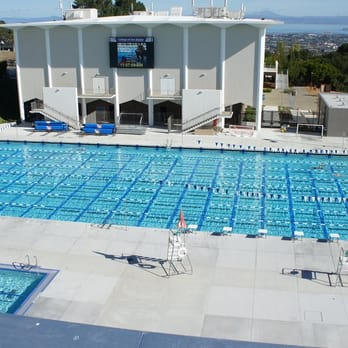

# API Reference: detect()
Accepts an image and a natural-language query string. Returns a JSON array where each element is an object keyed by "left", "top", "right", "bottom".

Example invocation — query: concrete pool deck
[
  {"left": 1, "top": 125, "right": 348, "bottom": 347},
  {"left": 1, "top": 122, "right": 348, "bottom": 153}
]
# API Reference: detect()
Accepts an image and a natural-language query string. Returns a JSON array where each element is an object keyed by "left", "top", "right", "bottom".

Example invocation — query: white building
[
  {"left": 3, "top": 4, "right": 280, "bottom": 132},
  {"left": 319, "top": 92, "right": 348, "bottom": 137}
]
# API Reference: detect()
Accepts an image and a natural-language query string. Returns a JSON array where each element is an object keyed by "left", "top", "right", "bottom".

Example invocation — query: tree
[
  {"left": 114, "top": 0, "right": 145, "bottom": 16},
  {"left": 337, "top": 43, "right": 348, "bottom": 54},
  {"left": 274, "top": 41, "right": 287, "bottom": 73},
  {"left": 73, "top": 0, "right": 114, "bottom": 17},
  {"left": 0, "top": 21, "right": 13, "bottom": 49}
]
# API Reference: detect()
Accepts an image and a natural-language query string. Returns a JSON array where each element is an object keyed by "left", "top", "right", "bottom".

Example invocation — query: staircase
[
  {"left": 30, "top": 101, "right": 79, "bottom": 130},
  {"left": 182, "top": 107, "right": 232, "bottom": 133}
]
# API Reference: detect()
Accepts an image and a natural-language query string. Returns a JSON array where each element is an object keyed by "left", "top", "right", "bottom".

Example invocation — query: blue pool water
[
  {"left": 1, "top": 141, "right": 348, "bottom": 240},
  {"left": 0, "top": 266, "right": 47, "bottom": 314}
]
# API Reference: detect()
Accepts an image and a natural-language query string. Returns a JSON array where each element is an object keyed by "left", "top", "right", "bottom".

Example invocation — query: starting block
[
  {"left": 293, "top": 231, "right": 304, "bottom": 241},
  {"left": 258, "top": 229, "right": 268, "bottom": 238},
  {"left": 329, "top": 233, "right": 340, "bottom": 243}
]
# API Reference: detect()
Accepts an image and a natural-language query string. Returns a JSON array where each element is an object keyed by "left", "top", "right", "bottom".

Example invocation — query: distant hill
[
  {"left": 248, "top": 11, "right": 348, "bottom": 25},
  {"left": 0, "top": 16, "right": 61, "bottom": 24},
  {"left": 1, "top": 12, "right": 348, "bottom": 25}
]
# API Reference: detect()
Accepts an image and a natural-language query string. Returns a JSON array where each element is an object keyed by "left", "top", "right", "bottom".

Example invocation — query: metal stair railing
[
  {"left": 30, "top": 101, "right": 79, "bottom": 129},
  {"left": 182, "top": 107, "right": 221, "bottom": 133}
]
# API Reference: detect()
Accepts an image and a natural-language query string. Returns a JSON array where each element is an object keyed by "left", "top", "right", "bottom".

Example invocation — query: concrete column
[
  {"left": 147, "top": 28, "right": 154, "bottom": 126},
  {"left": 77, "top": 27, "right": 86, "bottom": 124},
  {"left": 44, "top": 28, "right": 52, "bottom": 87},
  {"left": 77, "top": 28, "right": 85, "bottom": 94},
  {"left": 183, "top": 27, "right": 189, "bottom": 89},
  {"left": 220, "top": 27, "right": 226, "bottom": 105},
  {"left": 255, "top": 28, "right": 266, "bottom": 131},
  {"left": 114, "top": 70, "right": 120, "bottom": 125},
  {"left": 13, "top": 30, "right": 25, "bottom": 121},
  {"left": 81, "top": 100, "right": 87, "bottom": 124},
  {"left": 148, "top": 99, "right": 154, "bottom": 127},
  {"left": 112, "top": 28, "right": 120, "bottom": 125}
]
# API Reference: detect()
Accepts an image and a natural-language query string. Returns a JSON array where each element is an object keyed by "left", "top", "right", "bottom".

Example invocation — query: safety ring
[{"left": 177, "top": 247, "right": 187, "bottom": 258}]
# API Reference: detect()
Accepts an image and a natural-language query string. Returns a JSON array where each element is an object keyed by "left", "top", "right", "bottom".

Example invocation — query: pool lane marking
[
  {"left": 260, "top": 164, "right": 267, "bottom": 229},
  {"left": 285, "top": 164, "right": 296, "bottom": 235},
  {"left": 308, "top": 169, "right": 328, "bottom": 240},
  {"left": 228, "top": 161, "right": 243, "bottom": 228},
  {"left": 197, "top": 160, "right": 222, "bottom": 230},
  {"left": 137, "top": 157, "right": 180, "bottom": 226},
  {"left": 102, "top": 158, "right": 155, "bottom": 225},
  {"left": 72, "top": 158, "right": 132, "bottom": 222},
  {"left": 165, "top": 158, "right": 200, "bottom": 229},
  {"left": 0, "top": 150, "right": 62, "bottom": 215}
]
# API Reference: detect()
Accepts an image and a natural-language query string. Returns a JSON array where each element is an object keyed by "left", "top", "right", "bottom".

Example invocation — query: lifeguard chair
[{"left": 160, "top": 230, "right": 193, "bottom": 277}]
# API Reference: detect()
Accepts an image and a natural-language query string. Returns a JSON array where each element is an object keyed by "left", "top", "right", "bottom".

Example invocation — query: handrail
[
  {"left": 182, "top": 107, "right": 221, "bottom": 132},
  {"left": 147, "top": 89, "right": 182, "bottom": 98},
  {"left": 30, "top": 100, "right": 79, "bottom": 129},
  {"left": 77, "top": 87, "right": 116, "bottom": 97}
]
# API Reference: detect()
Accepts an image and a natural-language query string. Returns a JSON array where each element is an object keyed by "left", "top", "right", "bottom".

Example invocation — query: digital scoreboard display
[{"left": 109, "top": 37, "right": 154, "bottom": 69}]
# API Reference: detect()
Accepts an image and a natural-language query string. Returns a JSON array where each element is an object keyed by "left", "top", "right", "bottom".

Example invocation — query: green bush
[{"left": 244, "top": 106, "right": 256, "bottom": 122}]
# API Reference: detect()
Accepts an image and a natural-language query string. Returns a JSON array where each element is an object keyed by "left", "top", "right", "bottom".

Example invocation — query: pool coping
[
  {"left": 1, "top": 138, "right": 348, "bottom": 156},
  {"left": 0, "top": 263, "right": 59, "bottom": 315}
]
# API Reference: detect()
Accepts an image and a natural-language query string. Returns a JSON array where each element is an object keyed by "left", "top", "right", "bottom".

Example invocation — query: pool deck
[
  {"left": 2, "top": 125, "right": 348, "bottom": 347},
  {"left": 1, "top": 122, "right": 348, "bottom": 154}
]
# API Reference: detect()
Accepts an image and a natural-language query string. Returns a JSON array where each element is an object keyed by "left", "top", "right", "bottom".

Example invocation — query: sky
[{"left": 0, "top": 0, "right": 347, "bottom": 19}]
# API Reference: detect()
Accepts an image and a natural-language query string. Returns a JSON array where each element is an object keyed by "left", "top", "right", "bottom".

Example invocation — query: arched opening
[
  {"left": 154, "top": 101, "right": 182, "bottom": 128},
  {"left": 120, "top": 100, "right": 148, "bottom": 125}
]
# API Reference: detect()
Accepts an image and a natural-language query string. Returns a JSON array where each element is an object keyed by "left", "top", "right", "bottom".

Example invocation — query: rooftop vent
[
  {"left": 64, "top": 8, "right": 98, "bottom": 20},
  {"left": 170, "top": 7, "right": 183, "bottom": 16}
]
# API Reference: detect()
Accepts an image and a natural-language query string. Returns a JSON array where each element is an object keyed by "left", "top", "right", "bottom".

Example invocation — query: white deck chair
[{"left": 161, "top": 230, "right": 193, "bottom": 276}]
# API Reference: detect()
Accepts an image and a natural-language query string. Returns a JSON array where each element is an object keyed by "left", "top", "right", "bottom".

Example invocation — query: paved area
[
  {"left": 1, "top": 120, "right": 348, "bottom": 154},
  {"left": 263, "top": 86, "right": 320, "bottom": 112},
  {"left": 1, "top": 124, "right": 348, "bottom": 347}
]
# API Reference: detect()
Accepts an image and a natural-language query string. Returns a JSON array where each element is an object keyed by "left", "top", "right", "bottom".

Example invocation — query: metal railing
[
  {"left": 148, "top": 89, "right": 182, "bottom": 98},
  {"left": 182, "top": 107, "right": 221, "bottom": 133},
  {"left": 77, "top": 87, "right": 116, "bottom": 98},
  {"left": 30, "top": 100, "right": 79, "bottom": 129},
  {"left": 194, "top": 6, "right": 245, "bottom": 19}
]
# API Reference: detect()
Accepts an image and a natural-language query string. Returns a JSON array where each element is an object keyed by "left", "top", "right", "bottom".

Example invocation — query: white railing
[
  {"left": 194, "top": 6, "right": 245, "bottom": 19},
  {"left": 148, "top": 89, "right": 182, "bottom": 98},
  {"left": 77, "top": 88, "right": 116, "bottom": 98},
  {"left": 182, "top": 107, "right": 221, "bottom": 133},
  {"left": 0, "top": 122, "right": 16, "bottom": 132},
  {"left": 30, "top": 101, "right": 79, "bottom": 129}
]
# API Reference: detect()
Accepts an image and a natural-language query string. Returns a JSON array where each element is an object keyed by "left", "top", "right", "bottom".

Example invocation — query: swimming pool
[
  {"left": 0, "top": 140, "right": 348, "bottom": 240},
  {"left": 0, "top": 264, "right": 57, "bottom": 314}
]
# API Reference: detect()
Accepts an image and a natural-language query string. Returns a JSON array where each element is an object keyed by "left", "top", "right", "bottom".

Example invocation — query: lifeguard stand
[{"left": 161, "top": 230, "right": 193, "bottom": 277}]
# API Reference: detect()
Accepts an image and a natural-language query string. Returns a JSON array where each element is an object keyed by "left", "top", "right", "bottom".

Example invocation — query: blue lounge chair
[
  {"left": 34, "top": 121, "right": 68, "bottom": 132},
  {"left": 81, "top": 123, "right": 116, "bottom": 135}
]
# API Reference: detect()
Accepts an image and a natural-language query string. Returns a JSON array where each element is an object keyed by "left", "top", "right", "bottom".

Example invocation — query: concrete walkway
[
  {"left": 1, "top": 122, "right": 348, "bottom": 154},
  {"left": 1, "top": 125, "right": 348, "bottom": 347}
]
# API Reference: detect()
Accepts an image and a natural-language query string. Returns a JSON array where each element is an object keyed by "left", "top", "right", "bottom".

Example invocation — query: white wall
[
  {"left": 43, "top": 87, "right": 79, "bottom": 125},
  {"left": 182, "top": 89, "right": 222, "bottom": 124},
  {"left": 224, "top": 24, "right": 257, "bottom": 107},
  {"left": 17, "top": 28, "right": 47, "bottom": 101}
]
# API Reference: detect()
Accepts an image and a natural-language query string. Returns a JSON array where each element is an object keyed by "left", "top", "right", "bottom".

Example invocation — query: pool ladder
[{"left": 12, "top": 255, "right": 38, "bottom": 270}]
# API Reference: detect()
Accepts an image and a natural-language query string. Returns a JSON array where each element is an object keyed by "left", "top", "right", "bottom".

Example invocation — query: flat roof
[
  {"left": 1, "top": 14, "right": 281, "bottom": 30},
  {"left": 320, "top": 92, "right": 348, "bottom": 109}
]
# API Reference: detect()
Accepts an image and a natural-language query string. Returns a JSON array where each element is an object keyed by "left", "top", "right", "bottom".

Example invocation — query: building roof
[
  {"left": 1, "top": 13, "right": 281, "bottom": 31},
  {"left": 320, "top": 92, "right": 348, "bottom": 109}
]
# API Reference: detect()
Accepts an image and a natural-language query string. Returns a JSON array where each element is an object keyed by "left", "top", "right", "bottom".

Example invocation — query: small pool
[
  {"left": 1, "top": 141, "right": 348, "bottom": 240},
  {"left": 0, "top": 264, "right": 57, "bottom": 314}
]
